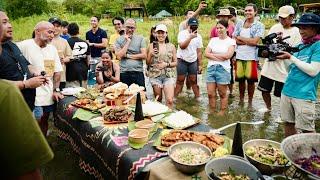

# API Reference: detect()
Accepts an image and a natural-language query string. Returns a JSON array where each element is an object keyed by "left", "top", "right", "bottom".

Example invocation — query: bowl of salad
[
  {"left": 243, "top": 139, "right": 290, "bottom": 175},
  {"left": 281, "top": 133, "right": 320, "bottom": 179},
  {"left": 168, "top": 141, "right": 212, "bottom": 174},
  {"left": 205, "top": 155, "right": 261, "bottom": 180}
]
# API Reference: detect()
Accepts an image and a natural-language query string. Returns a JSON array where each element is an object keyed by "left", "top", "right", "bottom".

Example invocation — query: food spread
[
  {"left": 72, "top": 98, "right": 106, "bottom": 111},
  {"left": 162, "top": 111, "right": 197, "bottom": 129},
  {"left": 170, "top": 147, "right": 210, "bottom": 165},
  {"left": 161, "top": 130, "right": 224, "bottom": 151},
  {"left": 295, "top": 151, "right": 320, "bottom": 177},
  {"left": 103, "top": 106, "right": 132, "bottom": 124}
]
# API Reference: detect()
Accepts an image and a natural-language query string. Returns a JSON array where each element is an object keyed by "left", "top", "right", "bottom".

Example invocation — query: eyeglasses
[
  {"left": 114, "top": 23, "right": 121, "bottom": 26},
  {"left": 126, "top": 26, "right": 136, "bottom": 30}
]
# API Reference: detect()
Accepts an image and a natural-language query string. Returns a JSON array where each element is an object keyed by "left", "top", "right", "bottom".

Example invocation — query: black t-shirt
[
  {"left": 85, "top": 28, "right": 107, "bottom": 58},
  {"left": 0, "top": 41, "right": 36, "bottom": 110},
  {"left": 67, "top": 37, "right": 90, "bottom": 81}
]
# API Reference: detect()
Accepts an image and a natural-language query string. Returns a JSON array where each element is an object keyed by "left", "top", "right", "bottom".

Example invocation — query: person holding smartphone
[
  {"left": 175, "top": 18, "right": 203, "bottom": 100},
  {"left": 95, "top": 50, "right": 120, "bottom": 86},
  {"left": 146, "top": 24, "right": 177, "bottom": 108}
]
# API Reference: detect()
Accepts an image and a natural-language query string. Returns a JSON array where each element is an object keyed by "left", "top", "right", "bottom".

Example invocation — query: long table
[{"left": 54, "top": 96, "right": 212, "bottom": 180}]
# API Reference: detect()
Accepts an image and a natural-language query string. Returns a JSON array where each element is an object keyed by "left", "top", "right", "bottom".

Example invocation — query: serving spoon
[{"left": 210, "top": 121, "right": 265, "bottom": 134}]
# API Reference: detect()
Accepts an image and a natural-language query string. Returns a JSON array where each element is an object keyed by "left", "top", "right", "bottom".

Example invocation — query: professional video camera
[{"left": 257, "top": 33, "right": 299, "bottom": 61}]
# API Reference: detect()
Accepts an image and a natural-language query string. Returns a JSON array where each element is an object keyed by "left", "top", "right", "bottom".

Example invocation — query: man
[
  {"left": 109, "top": 16, "right": 124, "bottom": 61},
  {"left": 0, "top": 18, "right": 54, "bottom": 180},
  {"left": 18, "top": 21, "right": 64, "bottom": 135},
  {"left": 233, "top": 3, "right": 265, "bottom": 108},
  {"left": 179, "top": 1, "right": 207, "bottom": 31},
  {"left": 115, "top": 18, "right": 147, "bottom": 87},
  {"left": 277, "top": 13, "right": 320, "bottom": 136},
  {"left": 0, "top": 11, "right": 46, "bottom": 110},
  {"left": 258, "top": 6, "right": 301, "bottom": 112},
  {"left": 60, "top": 20, "right": 70, "bottom": 40},
  {"left": 49, "top": 17, "right": 72, "bottom": 89},
  {"left": 86, "top": 16, "right": 107, "bottom": 61},
  {"left": 66, "top": 22, "right": 90, "bottom": 88},
  {"left": 175, "top": 18, "right": 203, "bottom": 99}
]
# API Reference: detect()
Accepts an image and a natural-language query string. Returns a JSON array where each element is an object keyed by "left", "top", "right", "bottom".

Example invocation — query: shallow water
[{"left": 151, "top": 73, "right": 320, "bottom": 143}]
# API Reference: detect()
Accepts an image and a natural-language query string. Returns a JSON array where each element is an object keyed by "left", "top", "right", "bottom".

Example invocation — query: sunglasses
[
  {"left": 126, "top": 26, "right": 136, "bottom": 30},
  {"left": 114, "top": 23, "right": 122, "bottom": 26}
]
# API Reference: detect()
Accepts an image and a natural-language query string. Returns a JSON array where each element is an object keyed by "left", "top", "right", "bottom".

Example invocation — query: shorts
[
  {"left": 66, "top": 80, "right": 88, "bottom": 88},
  {"left": 177, "top": 58, "right": 197, "bottom": 76},
  {"left": 33, "top": 105, "right": 55, "bottom": 120},
  {"left": 235, "top": 60, "right": 258, "bottom": 83},
  {"left": 280, "top": 94, "right": 316, "bottom": 132},
  {"left": 120, "top": 71, "right": 145, "bottom": 88},
  {"left": 206, "top": 64, "right": 231, "bottom": 85},
  {"left": 149, "top": 75, "right": 175, "bottom": 88},
  {"left": 257, "top": 75, "right": 284, "bottom": 97}
]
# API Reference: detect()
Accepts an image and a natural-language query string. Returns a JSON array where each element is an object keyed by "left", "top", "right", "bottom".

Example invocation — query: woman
[
  {"left": 205, "top": 20, "right": 236, "bottom": 115},
  {"left": 276, "top": 13, "right": 320, "bottom": 137},
  {"left": 146, "top": 24, "right": 177, "bottom": 108},
  {"left": 95, "top": 50, "right": 120, "bottom": 86}
]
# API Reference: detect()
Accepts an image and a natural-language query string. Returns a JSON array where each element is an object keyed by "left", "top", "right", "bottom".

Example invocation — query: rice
[{"left": 171, "top": 147, "right": 210, "bottom": 165}]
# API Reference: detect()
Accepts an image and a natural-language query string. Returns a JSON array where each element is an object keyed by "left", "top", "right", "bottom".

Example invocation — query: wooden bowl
[
  {"left": 128, "top": 129, "right": 149, "bottom": 144},
  {"left": 135, "top": 119, "right": 155, "bottom": 132}
]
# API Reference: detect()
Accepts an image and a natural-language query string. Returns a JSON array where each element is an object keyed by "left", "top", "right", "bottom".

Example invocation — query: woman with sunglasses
[{"left": 146, "top": 24, "right": 177, "bottom": 109}]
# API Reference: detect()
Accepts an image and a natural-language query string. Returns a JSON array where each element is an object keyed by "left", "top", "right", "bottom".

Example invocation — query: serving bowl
[
  {"left": 281, "top": 133, "right": 320, "bottom": 179},
  {"left": 205, "top": 155, "right": 261, "bottom": 180},
  {"left": 128, "top": 129, "right": 149, "bottom": 144},
  {"left": 168, "top": 141, "right": 212, "bottom": 174},
  {"left": 243, "top": 139, "right": 290, "bottom": 175}
]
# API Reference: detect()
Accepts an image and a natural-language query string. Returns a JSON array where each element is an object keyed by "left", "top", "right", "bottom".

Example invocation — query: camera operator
[
  {"left": 276, "top": 13, "right": 320, "bottom": 136},
  {"left": 258, "top": 6, "right": 301, "bottom": 112}
]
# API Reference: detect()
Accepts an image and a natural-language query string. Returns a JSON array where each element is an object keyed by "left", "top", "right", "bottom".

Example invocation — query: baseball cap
[
  {"left": 278, "top": 5, "right": 295, "bottom": 18},
  {"left": 292, "top": 13, "right": 320, "bottom": 26},
  {"left": 216, "top": 9, "right": 232, "bottom": 17},
  {"left": 188, "top": 17, "right": 199, "bottom": 26},
  {"left": 155, "top": 24, "right": 167, "bottom": 32},
  {"left": 48, "top": 17, "right": 62, "bottom": 25}
]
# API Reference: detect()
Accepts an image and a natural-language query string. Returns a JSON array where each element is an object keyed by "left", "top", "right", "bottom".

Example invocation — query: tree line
[{"left": 1, "top": 0, "right": 319, "bottom": 20}]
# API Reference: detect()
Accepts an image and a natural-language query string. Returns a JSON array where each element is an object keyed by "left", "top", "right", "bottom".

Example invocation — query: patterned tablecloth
[{"left": 54, "top": 96, "right": 211, "bottom": 180}]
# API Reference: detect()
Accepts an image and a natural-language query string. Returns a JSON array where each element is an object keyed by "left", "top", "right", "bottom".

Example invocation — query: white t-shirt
[
  {"left": 207, "top": 37, "right": 236, "bottom": 72},
  {"left": 177, "top": 30, "right": 203, "bottom": 63},
  {"left": 236, "top": 28, "right": 257, "bottom": 60},
  {"left": 18, "top": 39, "right": 63, "bottom": 106},
  {"left": 261, "top": 23, "right": 301, "bottom": 82}
]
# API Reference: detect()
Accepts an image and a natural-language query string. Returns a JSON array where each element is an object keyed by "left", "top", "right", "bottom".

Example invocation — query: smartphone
[
  {"left": 153, "top": 41, "right": 159, "bottom": 51},
  {"left": 190, "top": 26, "right": 198, "bottom": 33},
  {"left": 119, "top": 29, "right": 125, "bottom": 35}
]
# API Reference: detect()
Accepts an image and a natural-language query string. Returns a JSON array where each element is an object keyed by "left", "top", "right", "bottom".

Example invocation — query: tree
[{"left": 3, "top": 0, "right": 48, "bottom": 19}]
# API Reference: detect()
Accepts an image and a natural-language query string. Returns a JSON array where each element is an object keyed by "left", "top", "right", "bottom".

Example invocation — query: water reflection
[{"left": 174, "top": 74, "right": 320, "bottom": 143}]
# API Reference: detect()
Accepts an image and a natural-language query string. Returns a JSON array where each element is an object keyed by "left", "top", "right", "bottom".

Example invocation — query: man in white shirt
[
  {"left": 258, "top": 5, "right": 301, "bottom": 112},
  {"left": 18, "top": 21, "right": 63, "bottom": 135},
  {"left": 175, "top": 18, "right": 203, "bottom": 99}
]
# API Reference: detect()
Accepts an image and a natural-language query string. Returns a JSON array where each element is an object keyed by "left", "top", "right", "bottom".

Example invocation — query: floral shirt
[{"left": 233, "top": 19, "right": 265, "bottom": 38}]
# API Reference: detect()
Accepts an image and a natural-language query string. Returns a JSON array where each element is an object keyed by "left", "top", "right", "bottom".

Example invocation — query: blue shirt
[
  {"left": 86, "top": 28, "right": 107, "bottom": 58},
  {"left": 60, "top": 34, "right": 70, "bottom": 40},
  {"left": 282, "top": 41, "right": 320, "bottom": 101}
]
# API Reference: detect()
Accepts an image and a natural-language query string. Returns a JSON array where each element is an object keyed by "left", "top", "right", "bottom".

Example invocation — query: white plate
[{"left": 61, "top": 87, "right": 86, "bottom": 95}]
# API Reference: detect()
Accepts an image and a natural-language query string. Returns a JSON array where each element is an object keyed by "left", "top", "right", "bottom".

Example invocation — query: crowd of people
[{"left": 0, "top": 2, "right": 320, "bottom": 178}]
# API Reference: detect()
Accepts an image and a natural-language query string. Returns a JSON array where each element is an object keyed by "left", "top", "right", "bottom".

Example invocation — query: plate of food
[
  {"left": 161, "top": 111, "right": 200, "bottom": 129},
  {"left": 154, "top": 129, "right": 227, "bottom": 152},
  {"left": 142, "top": 100, "right": 171, "bottom": 117},
  {"left": 71, "top": 98, "right": 106, "bottom": 111},
  {"left": 103, "top": 106, "right": 132, "bottom": 124},
  {"left": 74, "top": 88, "right": 101, "bottom": 99}
]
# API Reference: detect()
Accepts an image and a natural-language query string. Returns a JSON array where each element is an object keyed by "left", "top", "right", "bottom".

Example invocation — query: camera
[
  {"left": 119, "top": 29, "right": 125, "bottom": 36},
  {"left": 96, "top": 65, "right": 110, "bottom": 72},
  {"left": 257, "top": 33, "right": 299, "bottom": 61},
  {"left": 190, "top": 26, "right": 198, "bottom": 33}
]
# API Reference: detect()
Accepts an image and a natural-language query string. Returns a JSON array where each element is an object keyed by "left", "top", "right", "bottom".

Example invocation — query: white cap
[
  {"left": 155, "top": 24, "right": 167, "bottom": 32},
  {"left": 278, "top": 5, "right": 295, "bottom": 18}
]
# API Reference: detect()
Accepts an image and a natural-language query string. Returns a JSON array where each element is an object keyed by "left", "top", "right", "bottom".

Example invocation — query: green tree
[{"left": 3, "top": 0, "right": 48, "bottom": 19}]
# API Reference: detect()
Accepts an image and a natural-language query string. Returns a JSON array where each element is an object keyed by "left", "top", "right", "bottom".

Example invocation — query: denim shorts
[
  {"left": 206, "top": 64, "right": 231, "bottom": 84},
  {"left": 176, "top": 58, "right": 198, "bottom": 76},
  {"left": 149, "top": 75, "right": 176, "bottom": 88},
  {"left": 33, "top": 105, "right": 55, "bottom": 120}
]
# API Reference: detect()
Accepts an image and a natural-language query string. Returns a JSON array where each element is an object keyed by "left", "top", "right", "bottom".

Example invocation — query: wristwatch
[{"left": 54, "top": 88, "right": 61, "bottom": 92}]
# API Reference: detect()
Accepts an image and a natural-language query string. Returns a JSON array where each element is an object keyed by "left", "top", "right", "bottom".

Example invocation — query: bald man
[
  {"left": 115, "top": 18, "right": 147, "bottom": 87},
  {"left": 18, "top": 21, "right": 63, "bottom": 136},
  {"left": 0, "top": 11, "right": 46, "bottom": 110}
]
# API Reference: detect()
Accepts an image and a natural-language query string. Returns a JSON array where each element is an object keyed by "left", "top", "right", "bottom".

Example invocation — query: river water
[{"left": 153, "top": 73, "right": 320, "bottom": 143}]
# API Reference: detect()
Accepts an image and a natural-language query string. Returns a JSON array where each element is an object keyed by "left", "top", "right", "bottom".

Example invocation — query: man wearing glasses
[
  {"left": 109, "top": 16, "right": 124, "bottom": 62},
  {"left": 115, "top": 18, "right": 147, "bottom": 87}
]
